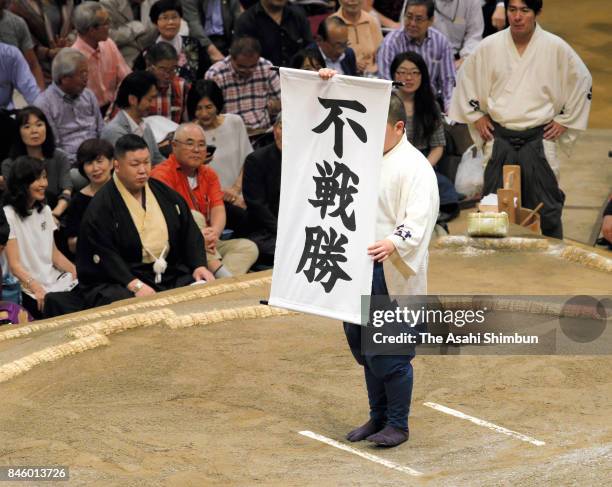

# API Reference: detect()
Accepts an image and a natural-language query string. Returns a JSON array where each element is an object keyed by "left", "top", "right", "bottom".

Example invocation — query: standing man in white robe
[
  {"left": 319, "top": 69, "right": 439, "bottom": 447},
  {"left": 449, "top": 0, "right": 591, "bottom": 238}
]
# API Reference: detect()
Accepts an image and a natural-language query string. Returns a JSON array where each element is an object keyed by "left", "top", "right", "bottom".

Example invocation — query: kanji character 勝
[
  {"left": 308, "top": 160, "right": 359, "bottom": 231},
  {"left": 312, "top": 98, "right": 367, "bottom": 159},
  {"left": 296, "top": 226, "right": 352, "bottom": 293}
]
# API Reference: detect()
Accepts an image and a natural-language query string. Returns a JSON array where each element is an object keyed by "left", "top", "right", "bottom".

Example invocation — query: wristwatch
[{"left": 130, "top": 280, "right": 144, "bottom": 293}]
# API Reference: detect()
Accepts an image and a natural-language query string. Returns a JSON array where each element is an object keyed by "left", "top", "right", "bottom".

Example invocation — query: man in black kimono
[{"left": 76, "top": 134, "right": 215, "bottom": 307}]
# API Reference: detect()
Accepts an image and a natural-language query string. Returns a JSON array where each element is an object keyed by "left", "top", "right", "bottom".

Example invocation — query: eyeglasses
[
  {"left": 152, "top": 65, "right": 179, "bottom": 76},
  {"left": 174, "top": 140, "right": 206, "bottom": 151},
  {"left": 158, "top": 13, "right": 181, "bottom": 22},
  {"left": 405, "top": 14, "right": 429, "bottom": 24},
  {"left": 395, "top": 69, "right": 422, "bottom": 78}
]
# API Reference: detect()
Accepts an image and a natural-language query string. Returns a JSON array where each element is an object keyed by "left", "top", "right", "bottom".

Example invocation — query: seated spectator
[
  {"left": 242, "top": 113, "right": 282, "bottom": 266},
  {"left": 205, "top": 36, "right": 281, "bottom": 132},
  {"left": 2, "top": 106, "right": 72, "bottom": 221},
  {"left": 100, "top": 0, "right": 155, "bottom": 67},
  {"left": 0, "top": 42, "right": 39, "bottom": 110},
  {"left": 181, "top": 0, "right": 241, "bottom": 61},
  {"left": 332, "top": 0, "right": 383, "bottom": 76},
  {"left": 3, "top": 157, "right": 79, "bottom": 319},
  {"left": 377, "top": 0, "right": 455, "bottom": 112},
  {"left": 9, "top": 0, "right": 73, "bottom": 84},
  {"left": 145, "top": 42, "right": 190, "bottom": 124},
  {"left": 147, "top": 0, "right": 209, "bottom": 82},
  {"left": 234, "top": 0, "right": 313, "bottom": 68},
  {"left": 290, "top": 47, "right": 326, "bottom": 71},
  {"left": 65, "top": 139, "right": 114, "bottom": 255},
  {"left": 72, "top": 1, "right": 131, "bottom": 114},
  {"left": 186, "top": 80, "right": 252, "bottom": 211},
  {"left": 76, "top": 134, "right": 214, "bottom": 307},
  {"left": 0, "top": 0, "right": 45, "bottom": 89},
  {"left": 312, "top": 16, "right": 358, "bottom": 77},
  {"left": 34, "top": 48, "right": 104, "bottom": 166},
  {"left": 391, "top": 51, "right": 460, "bottom": 218},
  {"left": 151, "top": 123, "right": 258, "bottom": 276},
  {"left": 101, "top": 71, "right": 164, "bottom": 165},
  {"left": 431, "top": 0, "right": 483, "bottom": 69}
]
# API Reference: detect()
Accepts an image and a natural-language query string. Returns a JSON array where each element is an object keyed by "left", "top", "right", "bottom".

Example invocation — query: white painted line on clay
[
  {"left": 298, "top": 430, "right": 423, "bottom": 477},
  {"left": 423, "top": 402, "right": 546, "bottom": 446}
]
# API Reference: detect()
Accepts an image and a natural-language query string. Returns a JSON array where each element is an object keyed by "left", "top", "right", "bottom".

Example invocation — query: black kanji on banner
[
  {"left": 312, "top": 98, "right": 367, "bottom": 159},
  {"left": 296, "top": 226, "right": 352, "bottom": 293},
  {"left": 308, "top": 160, "right": 359, "bottom": 231}
]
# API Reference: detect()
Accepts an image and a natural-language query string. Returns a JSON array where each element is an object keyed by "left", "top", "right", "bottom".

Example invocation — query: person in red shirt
[{"left": 151, "top": 123, "right": 258, "bottom": 276}]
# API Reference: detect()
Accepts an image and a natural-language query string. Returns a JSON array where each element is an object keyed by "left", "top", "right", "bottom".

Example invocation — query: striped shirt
[
  {"left": 147, "top": 76, "right": 190, "bottom": 124},
  {"left": 204, "top": 56, "right": 281, "bottom": 131},
  {"left": 377, "top": 27, "right": 456, "bottom": 112}
]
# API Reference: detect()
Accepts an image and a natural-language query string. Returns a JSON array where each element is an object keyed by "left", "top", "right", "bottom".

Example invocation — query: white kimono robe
[
  {"left": 448, "top": 24, "right": 592, "bottom": 176},
  {"left": 378, "top": 137, "right": 439, "bottom": 296}
]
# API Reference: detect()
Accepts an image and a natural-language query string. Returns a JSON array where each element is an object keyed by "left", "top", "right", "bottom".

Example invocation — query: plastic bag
[{"left": 455, "top": 145, "right": 484, "bottom": 198}]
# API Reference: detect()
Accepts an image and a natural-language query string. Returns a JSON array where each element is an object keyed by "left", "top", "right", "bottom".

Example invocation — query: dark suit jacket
[
  {"left": 242, "top": 142, "right": 282, "bottom": 236},
  {"left": 308, "top": 43, "right": 359, "bottom": 77}
]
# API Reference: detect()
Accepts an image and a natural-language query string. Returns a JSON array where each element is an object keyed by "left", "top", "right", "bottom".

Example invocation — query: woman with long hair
[
  {"left": 390, "top": 51, "right": 445, "bottom": 166},
  {"left": 186, "top": 79, "right": 252, "bottom": 213},
  {"left": 65, "top": 139, "right": 114, "bottom": 255},
  {"left": 391, "top": 51, "right": 460, "bottom": 220},
  {"left": 3, "top": 157, "right": 77, "bottom": 318},
  {"left": 1, "top": 106, "right": 72, "bottom": 222}
]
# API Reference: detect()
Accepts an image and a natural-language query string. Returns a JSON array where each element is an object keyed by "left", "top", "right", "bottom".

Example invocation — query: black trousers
[{"left": 484, "top": 123, "right": 565, "bottom": 239}]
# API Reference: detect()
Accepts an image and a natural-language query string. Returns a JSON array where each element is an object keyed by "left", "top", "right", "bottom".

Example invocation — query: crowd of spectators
[{"left": 0, "top": 0, "right": 593, "bottom": 320}]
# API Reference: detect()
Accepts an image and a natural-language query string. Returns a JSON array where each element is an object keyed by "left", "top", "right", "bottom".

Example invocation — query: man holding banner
[
  {"left": 342, "top": 87, "right": 438, "bottom": 447},
  {"left": 270, "top": 66, "right": 438, "bottom": 447}
]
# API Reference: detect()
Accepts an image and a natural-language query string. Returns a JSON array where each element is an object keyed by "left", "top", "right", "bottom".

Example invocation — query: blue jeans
[{"left": 343, "top": 263, "right": 414, "bottom": 431}]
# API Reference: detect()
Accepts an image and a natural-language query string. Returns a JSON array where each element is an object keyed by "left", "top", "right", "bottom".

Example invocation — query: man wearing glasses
[
  {"left": 152, "top": 123, "right": 259, "bottom": 277},
  {"left": 312, "top": 16, "right": 358, "bottom": 77},
  {"left": 377, "top": 0, "right": 455, "bottom": 112},
  {"left": 205, "top": 36, "right": 280, "bottom": 132},
  {"left": 145, "top": 42, "right": 190, "bottom": 124}
]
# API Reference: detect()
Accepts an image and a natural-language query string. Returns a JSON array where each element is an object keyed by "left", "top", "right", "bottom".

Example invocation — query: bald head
[{"left": 172, "top": 123, "right": 208, "bottom": 172}]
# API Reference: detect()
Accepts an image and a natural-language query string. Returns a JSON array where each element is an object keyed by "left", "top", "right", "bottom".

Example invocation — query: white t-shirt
[
  {"left": 4, "top": 204, "right": 76, "bottom": 297},
  {"left": 207, "top": 114, "right": 253, "bottom": 189}
]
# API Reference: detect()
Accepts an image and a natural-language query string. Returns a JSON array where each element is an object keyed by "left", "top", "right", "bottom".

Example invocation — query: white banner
[{"left": 269, "top": 69, "right": 392, "bottom": 323}]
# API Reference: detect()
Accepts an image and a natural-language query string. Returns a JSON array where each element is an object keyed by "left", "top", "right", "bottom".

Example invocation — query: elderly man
[
  {"left": 449, "top": 0, "right": 592, "bottom": 239},
  {"left": 234, "top": 0, "right": 312, "bottom": 68},
  {"left": 100, "top": 0, "right": 156, "bottom": 67},
  {"left": 377, "top": 0, "right": 455, "bottom": 111},
  {"left": 431, "top": 0, "right": 484, "bottom": 68},
  {"left": 151, "top": 123, "right": 259, "bottom": 276},
  {"left": 313, "top": 16, "right": 358, "bottom": 77},
  {"left": 72, "top": 1, "right": 132, "bottom": 114},
  {"left": 332, "top": 0, "right": 383, "bottom": 76},
  {"left": 101, "top": 71, "right": 164, "bottom": 164},
  {"left": 242, "top": 113, "right": 282, "bottom": 266},
  {"left": 34, "top": 48, "right": 104, "bottom": 166},
  {"left": 76, "top": 134, "right": 214, "bottom": 307},
  {"left": 205, "top": 36, "right": 280, "bottom": 132},
  {"left": 145, "top": 42, "right": 190, "bottom": 124},
  {"left": 181, "top": 0, "right": 242, "bottom": 61}
]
